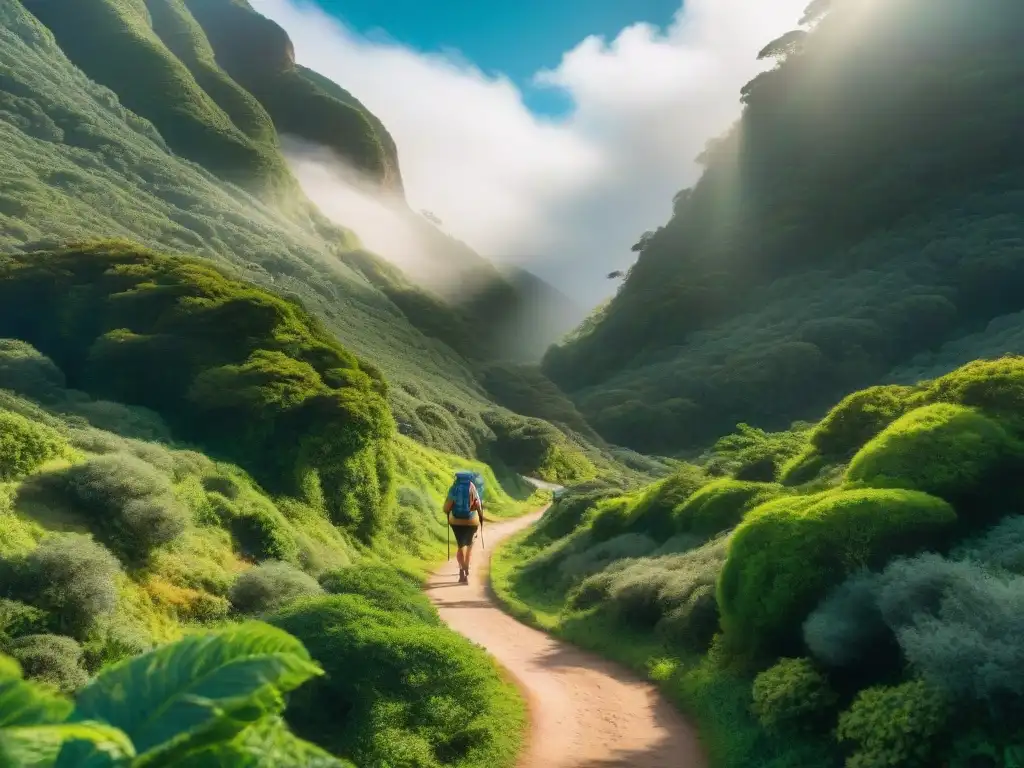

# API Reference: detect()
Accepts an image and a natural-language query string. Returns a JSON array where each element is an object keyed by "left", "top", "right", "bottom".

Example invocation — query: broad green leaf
[
  {"left": 0, "top": 672, "right": 73, "bottom": 728},
  {"left": 73, "top": 623, "right": 320, "bottom": 756},
  {"left": 2, "top": 721, "right": 133, "bottom": 768},
  {"left": 173, "top": 716, "right": 354, "bottom": 768}
]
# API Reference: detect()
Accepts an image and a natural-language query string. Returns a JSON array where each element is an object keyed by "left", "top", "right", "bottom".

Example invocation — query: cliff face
[{"left": 542, "top": 0, "right": 1024, "bottom": 454}]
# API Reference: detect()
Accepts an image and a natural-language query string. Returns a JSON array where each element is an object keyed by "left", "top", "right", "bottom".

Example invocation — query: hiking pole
[{"left": 447, "top": 524, "right": 450, "bottom": 561}]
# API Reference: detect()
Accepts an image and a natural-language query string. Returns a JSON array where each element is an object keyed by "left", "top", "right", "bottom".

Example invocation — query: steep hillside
[
  {"left": 543, "top": 0, "right": 1024, "bottom": 455},
  {"left": 496, "top": 357, "right": 1024, "bottom": 767},
  {"left": 0, "top": 0, "right": 614, "bottom": 478}
]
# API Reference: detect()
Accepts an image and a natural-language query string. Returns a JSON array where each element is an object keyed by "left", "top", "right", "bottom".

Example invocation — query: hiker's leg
[
  {"left": 455, "top": 547, "right": 466, "bottom": 571},
  {"left": 464, "top": 541, "right": 474, "bottom": 570}
]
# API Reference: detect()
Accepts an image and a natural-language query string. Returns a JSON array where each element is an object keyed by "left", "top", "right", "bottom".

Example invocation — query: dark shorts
[{"left": 450, "top": 525, "right": 478, "bottom": 548}]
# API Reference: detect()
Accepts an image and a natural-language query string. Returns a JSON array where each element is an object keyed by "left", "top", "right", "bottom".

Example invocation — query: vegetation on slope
[
  {"left": 21, "top": 0, "right": 289, "bottom": 194},
  {"left": 1, "top": 0, "right": 610, "bottom": 466},
  {"left": 0, "top": 330, "right": 534, "bottom": 766},
  {"left": 543, "top": 0, "right": 1024, "bottom": 455},
  {"left": 181, "top": 0, "right": 400, "bottom": 189},
  {"left": 494, "top": 356, "right": 1024, "bottom": 767}
]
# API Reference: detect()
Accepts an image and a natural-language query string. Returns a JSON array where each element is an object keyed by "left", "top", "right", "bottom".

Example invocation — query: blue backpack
[{"left": 451, "top": 471, "right": 484, "bottom": 520}]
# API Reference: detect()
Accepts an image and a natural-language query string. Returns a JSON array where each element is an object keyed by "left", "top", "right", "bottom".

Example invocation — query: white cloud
[{"left": 252, "top": 0, "right": 807, "bottom": 306}]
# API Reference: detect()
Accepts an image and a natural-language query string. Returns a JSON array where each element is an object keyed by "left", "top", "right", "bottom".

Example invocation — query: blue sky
[{"left": 311, "top": 0, "right": 681, "bottom": 115}]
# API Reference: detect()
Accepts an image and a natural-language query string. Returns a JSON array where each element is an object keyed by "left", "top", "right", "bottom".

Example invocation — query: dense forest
[{"left": 543, "top": 0, "right": 1024, "bottom": 455}]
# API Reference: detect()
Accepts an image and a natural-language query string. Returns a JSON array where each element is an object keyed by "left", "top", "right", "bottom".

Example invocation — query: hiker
[{"left": 445, "top": 471, "right": 485, "bottom": 584}]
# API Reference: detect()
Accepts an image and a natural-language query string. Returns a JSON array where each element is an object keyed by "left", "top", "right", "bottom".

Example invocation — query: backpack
[{"left": 451, "top": 471, "right": 484, "bottom": 520}]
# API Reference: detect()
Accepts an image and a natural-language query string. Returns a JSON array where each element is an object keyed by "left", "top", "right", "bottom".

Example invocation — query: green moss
[
  {"left": 718, "top": 488, "right": 956, "bottom": 658},
  {"left": 0, "top": 410, "right": 69, "bottom": 481},
  {"left": 846, "top": 403, "right": 1020, "bottom": 514},
  {"left": 0, "top": 242, "right": 395, "bottom": 541},
  {"left": 673, "top": 479, "right": 784, "bottom": 538}
]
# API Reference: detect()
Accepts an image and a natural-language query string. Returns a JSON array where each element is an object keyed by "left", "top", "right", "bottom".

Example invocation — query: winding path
[{"left": 425, "top": 508, "right": 707, "bottom": 768}]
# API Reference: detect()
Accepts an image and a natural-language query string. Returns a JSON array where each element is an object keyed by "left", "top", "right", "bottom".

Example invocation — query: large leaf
[
  {"left": 175, "top": 717, "right": 354, "bottom": 768},
  {"left": 72, "top": 623, "right": 321, "bottom": 757},
  {"left": 1, "top": 721, "right": 135, "bottom": 768},
  {"left": 0, "top": 659, "right": 73, "bottom": 728}
]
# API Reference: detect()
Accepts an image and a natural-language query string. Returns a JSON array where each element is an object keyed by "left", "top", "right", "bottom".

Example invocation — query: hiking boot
[{"left": 458, "top": 568, "right": 468, "bottom": 584}]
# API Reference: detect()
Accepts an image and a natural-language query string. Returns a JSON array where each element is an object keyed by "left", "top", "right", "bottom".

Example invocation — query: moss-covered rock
[
  {"left": 718, "top": 488, "right": 956, "bottom": 658},
  {"left": 846, "top": 403, "right": 1020, "bottom": 518}
]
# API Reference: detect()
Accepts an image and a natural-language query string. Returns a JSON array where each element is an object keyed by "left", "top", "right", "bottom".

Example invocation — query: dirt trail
[{"left": 425, "top": 510, "right": 707, "bottom": 768}]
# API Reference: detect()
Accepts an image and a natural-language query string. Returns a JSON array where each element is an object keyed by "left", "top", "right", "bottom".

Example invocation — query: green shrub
[
  {"left": 656, "top": 583, "right": 720, "bottom": 653},
  {"left": 673, "top": 479, "right": 783, "bottom": 538},
  {"left": 229, "top": 561, "right": 323, "bottom": 615},
  {"left": 6, "top": 633, "right": 88, "bottom": 693},
  {"left": 565, "top": 535, "right": 728, "bottom": 648},
  {"left": 5, "top": 534, "right": 121, "bottom": 640},
  {"left": 803, "top": 571, "right": 890, "bottom": 670},
  {"left": 35, "top": 453, "right": 188, "bottom": 563},
  {"left": 925, "top": 356, "right": 1024, "bottom": 423},
  {"left": 588, "top": 495, "right": 635, "bottom": 542},
  {"left": 955, "top": 514, "right": 1024, "bottom": 573},
  {"left": 535, "top": 486, "right": 622, "bottom": 540},
  {"left": 482, "top": 411, "right": 595, "bottom": 484},
  {"left": 812, "top": 385, "right": 916, "bottom": 459},
  {"left": 708, "top": 422, "right": 810, "bottom": 481},
  {"left": 558, "top": 533, "right": 659, "bottom": 590},
  {"left": 269, "top": 595, "right": 521, "bottom": 766},
  {"left": 718, "top": 488, "right": 956, "bottom": 658},
  {"left": 620, "top": 464, "right": 707, "bottom": 540},
  {"left": 836, "top": 680, "right": 950, "bottom": 768},
  {"left": 0, "top": 339, "right": 66, "bottom": 401},
  {"left": 609, "top": 537, "right": 728, "bottom": 633},
  {"left": 0, "top": 599, "right": 48, "bottom": 644},
  {"left": 879, "top": 555, "right": 1024, "bottom": 708},
  {"left": 0, "top": 410, "right": 68, "bottom": 481},
  {"left": 779, "top": 386, "right": 916, "bottom": 485},
  {"left": 319, "top": 564, "right": 438, "bottom": 625},
  {"left": 846, "top": 403, "right": 1020, "bottom": 514},
  {"left": 209, "top": 492, "right": 300, "bottom": 563},
  {"left": 751, "top": 657, "right": 837, "bottom": 733}
]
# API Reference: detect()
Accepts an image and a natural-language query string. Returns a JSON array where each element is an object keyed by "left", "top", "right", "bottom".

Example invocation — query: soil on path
[{"left": 425, "top": 510, "right": 708, "bottom": 768}]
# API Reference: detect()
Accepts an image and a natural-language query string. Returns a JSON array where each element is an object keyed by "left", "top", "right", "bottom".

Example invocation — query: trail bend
[{"left": 425, "top": 508, "right": 707, "bottom": 768}]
